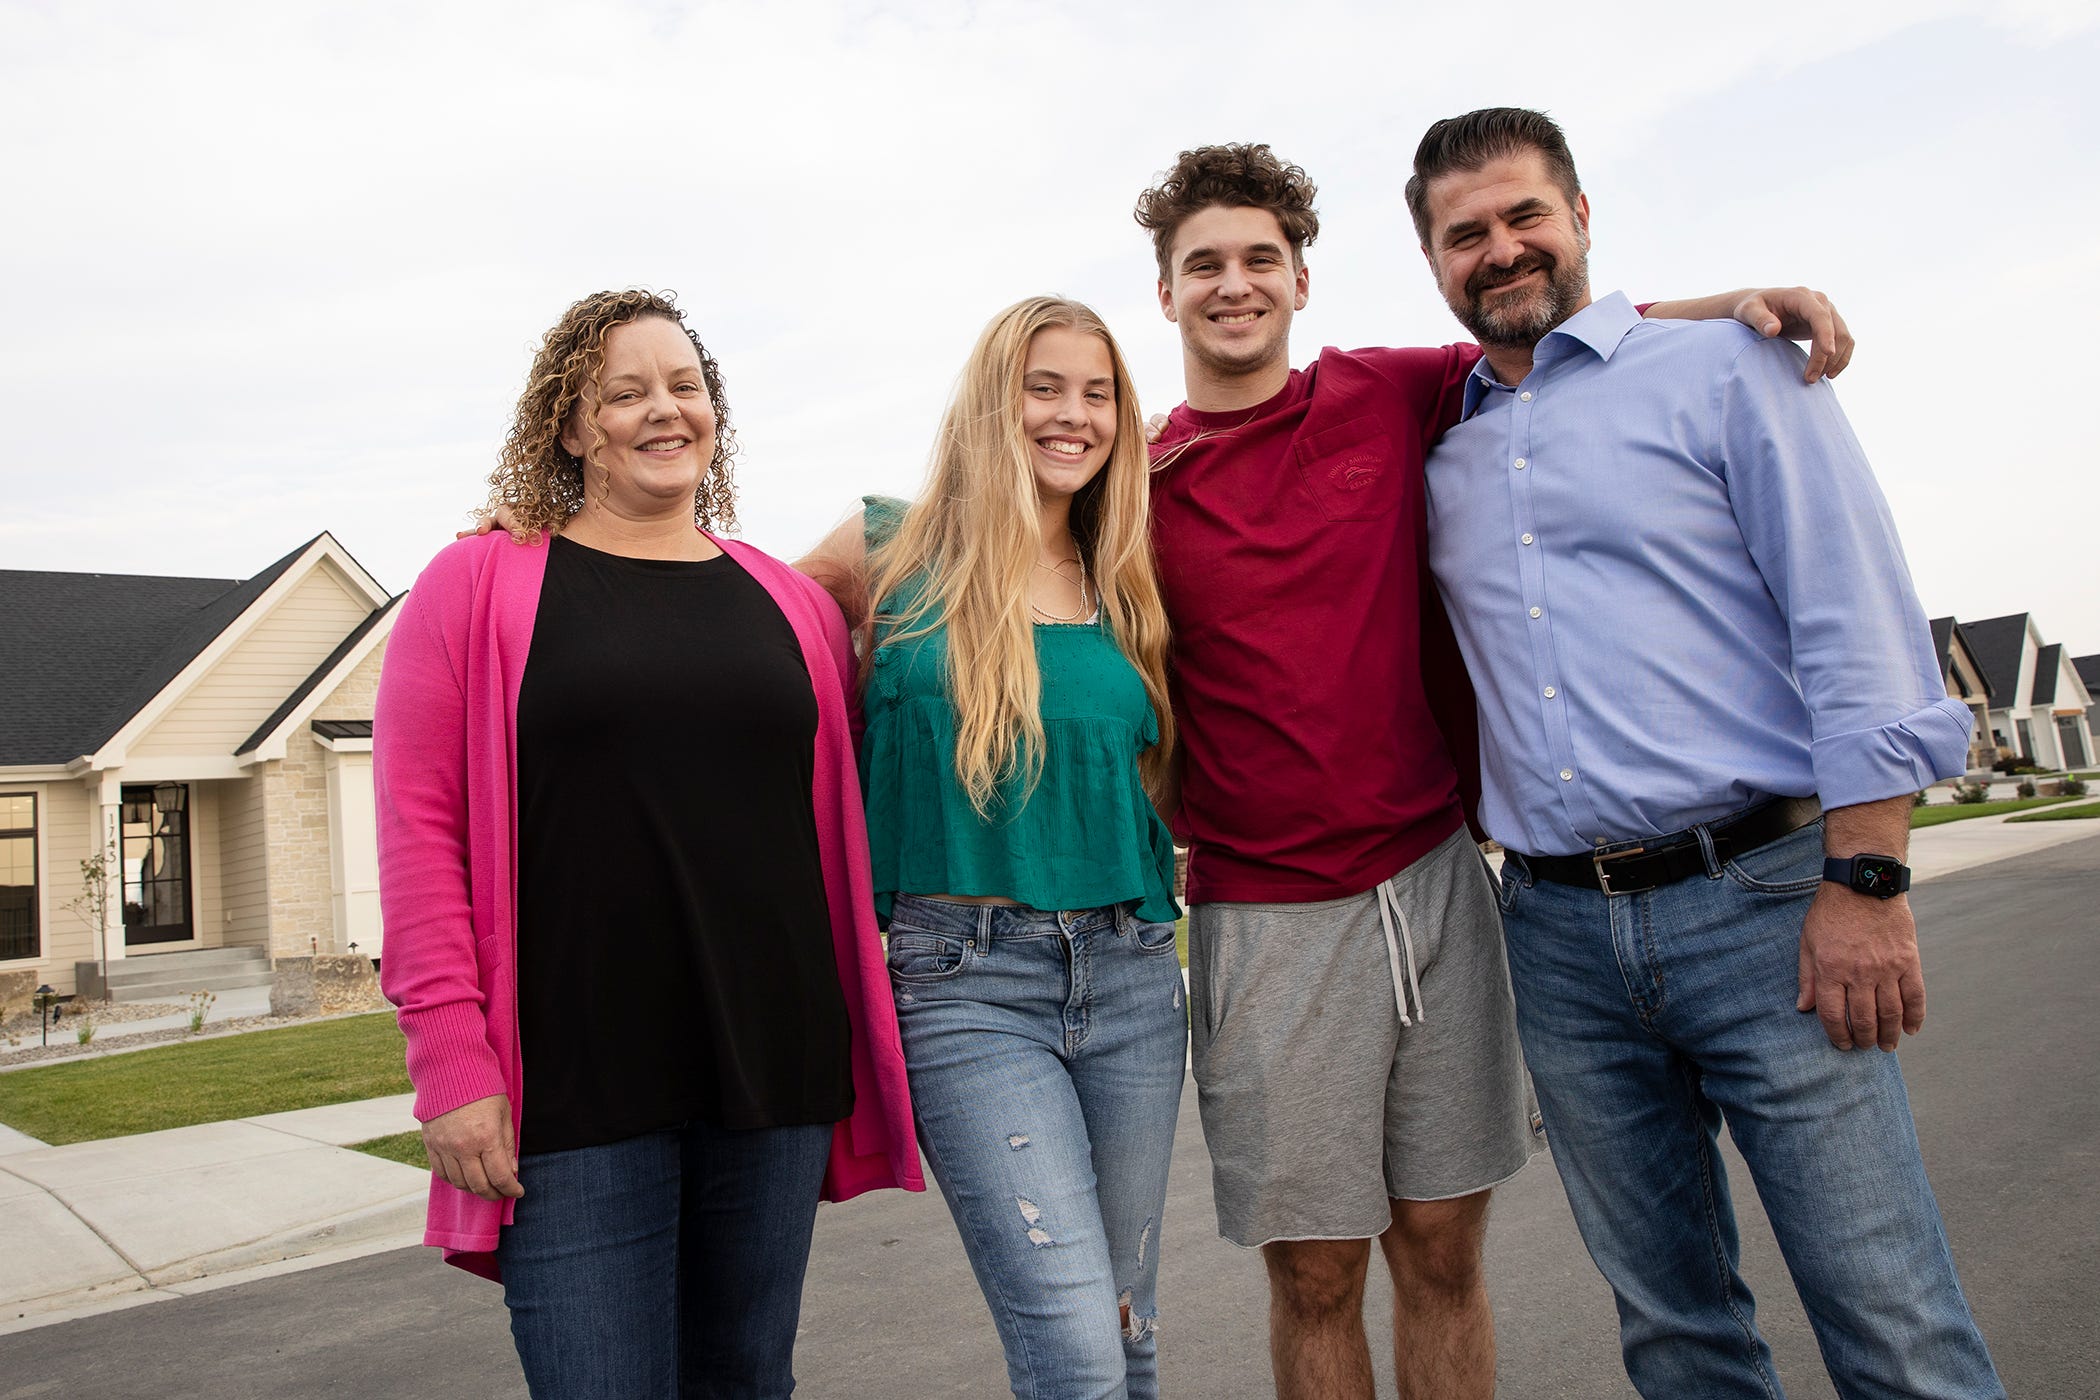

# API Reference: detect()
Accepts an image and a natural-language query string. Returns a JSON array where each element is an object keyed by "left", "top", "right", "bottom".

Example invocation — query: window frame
[{"left": 0, "top": 792, "right": 39, "bottom": 964}]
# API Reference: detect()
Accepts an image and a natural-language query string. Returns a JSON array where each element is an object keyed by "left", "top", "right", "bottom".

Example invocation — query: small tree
[{"left": 65, "top": 837, "right": 117, "bottom": 1001}]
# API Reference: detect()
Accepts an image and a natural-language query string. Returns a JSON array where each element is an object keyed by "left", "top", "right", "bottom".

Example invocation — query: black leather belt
[{"left": 1521, "top": 796, "right": 1822, "bottom": 897}]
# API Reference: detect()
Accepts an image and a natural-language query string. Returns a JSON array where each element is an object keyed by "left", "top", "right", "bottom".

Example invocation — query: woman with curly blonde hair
[
  {"left": 376, "top": 288, "right": 920, "bottom": 1398},
  {"left": 798, "top": 295, "right": 1185, "bottom": 1400}
]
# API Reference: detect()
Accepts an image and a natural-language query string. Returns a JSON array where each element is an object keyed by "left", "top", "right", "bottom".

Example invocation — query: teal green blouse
[{"left": 858, "top": 496, "right": 1180, "bottom": 926}]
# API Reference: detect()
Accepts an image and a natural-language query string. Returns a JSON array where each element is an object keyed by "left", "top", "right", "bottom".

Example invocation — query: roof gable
[
  {"left": 237, "top": 595, "right": 401, "bottom": 758},
  {"left": 1961, "top": 613, "right": 2032, "bottom": 709},
  {"left": 0, "top": 534, "right": 388, "bottom": 768}
]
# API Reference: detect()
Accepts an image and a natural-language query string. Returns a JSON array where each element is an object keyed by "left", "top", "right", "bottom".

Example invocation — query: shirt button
[
  {"left": 1521, "top": 533, "right": 1534, "bottom": 545},
  {"left": 1514, "top": 457, "right": 1527, "bottom": 469},
  {"left": 1543, "top": 686, "right": 1557, "bottom": 699},
  {"left": 1559, "top": 769, "right": 1574, "bottom": 782},
  {"left": 1519, "top": 391, "right": 1533, "bottom": 402},
  {"left": 1529, "top": 606, "right": 1542, "bottom": 618}
]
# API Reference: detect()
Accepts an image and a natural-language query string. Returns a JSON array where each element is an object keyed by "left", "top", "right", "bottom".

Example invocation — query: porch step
[
  {"left": 98, "top": 969, "right": 280, "bottom": 1003},
  {"left": 75, "top": 947, "right": 274, "bottom": 1004}
]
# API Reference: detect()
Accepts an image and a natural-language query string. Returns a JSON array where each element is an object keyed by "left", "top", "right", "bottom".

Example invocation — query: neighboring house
[
  {"left": 2030, "top": 643, "right": 2095, "bottom": 770},
  {"left": 1962, "top": 612, "right": 2096, "bottom": 770},
  {"left": 1929, "top": 616, "right": 1995, "bottom": 771},
  {"left": 0, "top": 534, "right": 398, "bottom": 998},
  {"left": 2077, "top": 655, "right": 2100, "bottom": 753}
]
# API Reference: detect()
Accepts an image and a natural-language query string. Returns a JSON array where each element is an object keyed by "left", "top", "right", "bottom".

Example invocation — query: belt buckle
[{"left": 1591, "top": 845, "right": 1647, "bottom": 897}]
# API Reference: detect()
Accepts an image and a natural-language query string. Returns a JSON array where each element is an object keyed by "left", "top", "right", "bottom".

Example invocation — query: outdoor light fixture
[{"left": 34, "top": 984, "right": 55, "bottom": 1048}]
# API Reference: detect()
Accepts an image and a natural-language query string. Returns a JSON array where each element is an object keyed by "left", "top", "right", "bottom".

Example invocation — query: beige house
[{"left": 0, "top": 534, "right": 398, "bottom": 1002}]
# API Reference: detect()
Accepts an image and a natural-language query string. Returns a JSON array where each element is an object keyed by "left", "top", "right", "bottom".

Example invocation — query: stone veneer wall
[{"left": 262, "top": 639, "right": 389, "bottom": 959}]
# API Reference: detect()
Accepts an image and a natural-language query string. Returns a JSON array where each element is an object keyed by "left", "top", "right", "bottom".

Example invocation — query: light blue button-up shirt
[{"left": 1424, "top": 292, "right": 1971, "bottom": 858}]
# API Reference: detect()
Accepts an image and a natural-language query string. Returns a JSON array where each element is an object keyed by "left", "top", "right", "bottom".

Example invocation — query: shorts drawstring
[{"left": 1376, "top": 876, "right": 1425, "bottom": 1027}]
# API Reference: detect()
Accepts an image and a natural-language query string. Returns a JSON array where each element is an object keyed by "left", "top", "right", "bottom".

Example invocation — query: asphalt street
[{"left": 3, "top": 836, "right": 2092, "bottom": 1398}]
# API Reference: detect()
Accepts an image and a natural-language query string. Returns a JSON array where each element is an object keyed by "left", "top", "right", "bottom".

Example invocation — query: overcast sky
[{"left": 5, "top": 0, "right": 2096, "bottom": 656}]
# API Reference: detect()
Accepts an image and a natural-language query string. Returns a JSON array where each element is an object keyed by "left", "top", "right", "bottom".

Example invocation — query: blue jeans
[
  {"left": 887, "top": 896, "right": 1188, "bottom": 1400},
  {"left": 1498, "top": 819, "right": 2003, "bottom": 1400},
  {"left": 495, "top": 1119, "right": 833, "bottom": 1399}
]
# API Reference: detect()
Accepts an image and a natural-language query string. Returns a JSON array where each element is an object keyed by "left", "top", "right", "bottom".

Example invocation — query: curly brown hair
[
  {"left": 1133, "top": 143, "right": 1320, "bottom": 280},
  {"left": 485, "top": 289, "right": 739, "bottom": 536}
]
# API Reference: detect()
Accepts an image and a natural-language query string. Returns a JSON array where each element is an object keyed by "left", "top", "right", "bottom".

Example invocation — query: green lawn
[
  {"left": 1911, "top": 796, "right": 2078, "bottom": 828},
  {"left": 350, "top": 1130, "right": 430, "bottom": 1169},
  {"left": 2005, "top": 800, "right": 2100, "bottom": 823},
  {"left": 0, "top": 1012, "right": 408, "bottom": 1145},
  {"left": 1175, "top": 916, "right": 1188, "bottom": 969}
]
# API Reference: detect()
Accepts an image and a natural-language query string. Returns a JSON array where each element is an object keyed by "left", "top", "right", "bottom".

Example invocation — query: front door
[{"left": 122, "top": 783, "right": 194, "bottom": 946}]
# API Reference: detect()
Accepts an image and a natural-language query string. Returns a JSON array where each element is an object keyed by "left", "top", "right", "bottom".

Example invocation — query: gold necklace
[{"left": 1030, "top": 555, "right": 1091, "bottom": 623}]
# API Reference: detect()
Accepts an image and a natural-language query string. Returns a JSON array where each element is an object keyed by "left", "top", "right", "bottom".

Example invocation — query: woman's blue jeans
[
  {"left": 1497, "top": 820, "right": 2003, "bottom": 1399},
  {"left": 887, "top": 896, "right": 1188, "bottom": 1400},
  {"left": 494, "top": 1118, "right": 833, "bottom": 1399}
]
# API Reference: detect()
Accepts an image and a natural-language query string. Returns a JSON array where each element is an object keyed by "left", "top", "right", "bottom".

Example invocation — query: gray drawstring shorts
[{"left": 1187, "top": 826, "right": 1544, "bottom": 1247}]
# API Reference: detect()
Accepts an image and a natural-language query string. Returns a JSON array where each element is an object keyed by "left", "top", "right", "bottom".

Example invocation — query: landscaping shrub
[{"left": 2016, "top": 778, "right": 2037, "bottom": 799}]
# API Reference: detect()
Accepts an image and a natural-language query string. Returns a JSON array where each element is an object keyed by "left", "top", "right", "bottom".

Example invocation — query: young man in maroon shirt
[{"left": 1133, "top": 145, "right": 1848, "bottom": 1400}]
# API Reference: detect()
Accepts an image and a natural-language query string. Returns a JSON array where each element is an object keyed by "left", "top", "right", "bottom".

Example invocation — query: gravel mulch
[{"left": 0, "top": 1008, "right": 313, "bottom": 1071}]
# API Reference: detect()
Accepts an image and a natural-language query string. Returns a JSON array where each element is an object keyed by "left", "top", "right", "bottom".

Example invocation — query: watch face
[{"left": 1854, "top": 858, "right": 1904, "bottom": 894}]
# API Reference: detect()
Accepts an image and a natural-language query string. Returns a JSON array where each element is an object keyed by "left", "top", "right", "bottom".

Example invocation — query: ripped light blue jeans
[{"left": 887, "top": 895, "right": 1188, "bottom": 1400}]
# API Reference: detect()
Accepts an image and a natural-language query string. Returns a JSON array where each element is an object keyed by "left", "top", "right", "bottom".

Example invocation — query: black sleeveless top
[{"left": 513, "top": 537, "right": 853, "bottom": 1153}]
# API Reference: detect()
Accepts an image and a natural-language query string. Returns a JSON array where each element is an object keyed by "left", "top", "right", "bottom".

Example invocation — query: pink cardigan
[{"left": 374, "top": 531, "right": 923, "bottom": 1278}]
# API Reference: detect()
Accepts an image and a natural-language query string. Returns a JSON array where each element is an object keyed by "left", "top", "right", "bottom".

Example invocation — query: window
[{"left": 0, "top": 794, "right": 36, "bottom": 961}]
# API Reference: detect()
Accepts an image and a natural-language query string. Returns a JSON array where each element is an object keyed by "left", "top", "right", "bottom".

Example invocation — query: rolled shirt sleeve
[{"left": 1716, "top": 337, "right": 1972, "bottom": 807}]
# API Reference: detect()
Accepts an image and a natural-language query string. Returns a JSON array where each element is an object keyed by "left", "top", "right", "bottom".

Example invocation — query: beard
[{"left": 1448, "top": 244, "right": 1590, "bottom": 350}]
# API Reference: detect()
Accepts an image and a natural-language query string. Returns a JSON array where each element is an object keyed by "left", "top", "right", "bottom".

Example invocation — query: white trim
[
  {"left": 105, "top": 756, "right": 247, "bottom": 782},
  {"left": 0, "top": 765, "right": 75, "bottom": 782},
  {"left": 313, "top": 735, "right": 374, "bottom": 754},
  {"left": 238, "top": 605, "right": 397, "bottom": 766},
  {"left": 86, "top": 535, "right": 391, "bottom": 772}
]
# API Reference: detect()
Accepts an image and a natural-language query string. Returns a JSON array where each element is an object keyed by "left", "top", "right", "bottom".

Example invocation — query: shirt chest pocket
[{"left": 1293, "top": 415, "right": 1402, "bottom": 522}]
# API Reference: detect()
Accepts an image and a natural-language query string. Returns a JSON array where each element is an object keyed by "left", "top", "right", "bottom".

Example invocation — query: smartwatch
[{"left": 1823, "top": 853, "right": 1911, "bottom": 899}]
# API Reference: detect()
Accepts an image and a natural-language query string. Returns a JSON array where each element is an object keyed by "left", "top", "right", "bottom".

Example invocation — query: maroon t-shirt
[{"left": 1150, "top": 343, "right": 1483, "bottom": 904}]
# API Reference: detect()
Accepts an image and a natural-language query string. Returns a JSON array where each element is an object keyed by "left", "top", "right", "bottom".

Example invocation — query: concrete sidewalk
[
  {"left": 1908, "top": 799, "right": 2100, "bottom": 880},
  {"left": 0, "top": 1094, "right": 424, "bottom": 1334},
  {"left": 0, "top": 811, "right": 2091, "bottom": 1338}
]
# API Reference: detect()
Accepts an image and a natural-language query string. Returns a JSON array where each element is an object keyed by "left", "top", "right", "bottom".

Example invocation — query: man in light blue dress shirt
[{"left": 1412, "top": 109, "right": 2004, "bottom": 1400}]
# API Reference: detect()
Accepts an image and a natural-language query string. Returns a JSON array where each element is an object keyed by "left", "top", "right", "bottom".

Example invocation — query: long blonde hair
[{"left": 863, "top": 297, "right": 1175, "bottom": 817}]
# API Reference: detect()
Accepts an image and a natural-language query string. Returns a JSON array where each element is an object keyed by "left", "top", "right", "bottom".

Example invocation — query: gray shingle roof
[
  {"left": 1960, "top": 613, "right": 2031, "bottom": 710},
  {"left": 2076, "top": 655, "right": 2100, "bottom": 692},
  {"left": 0, "top": 537, "right": 319, "bottom": 766},
  {"left": 2032, "top": 644, "right": 2062, "bottom": 706}
]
